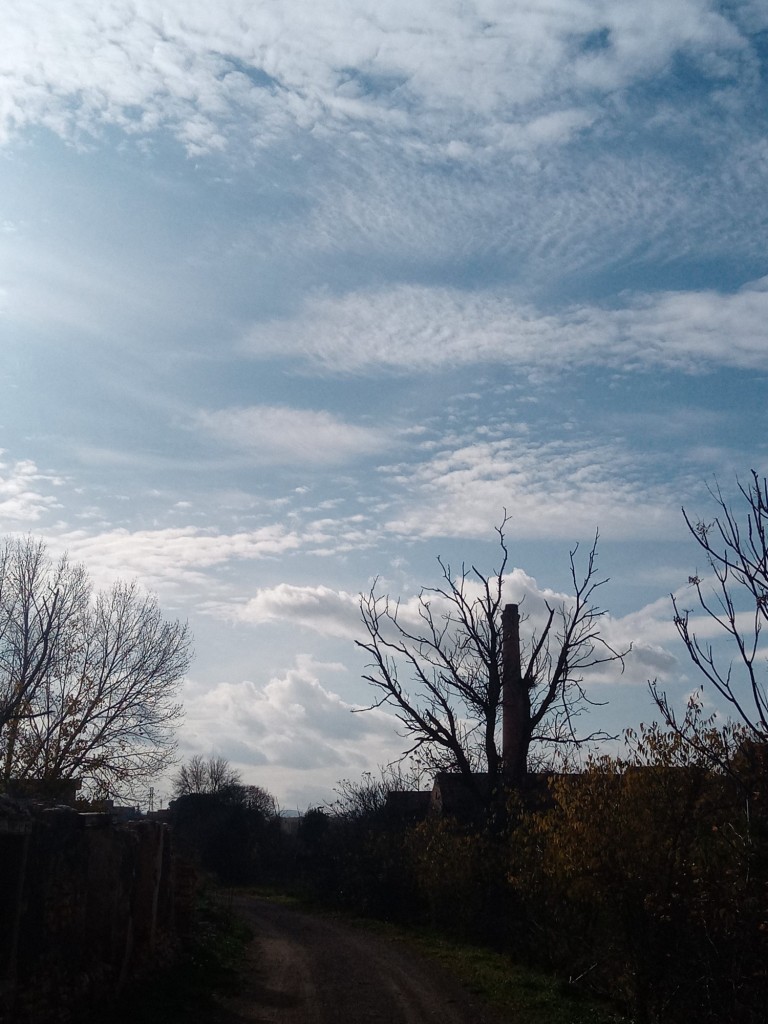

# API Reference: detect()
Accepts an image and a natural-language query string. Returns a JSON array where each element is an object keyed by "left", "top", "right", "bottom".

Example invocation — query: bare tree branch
[
  {"left": 356, "top": 521, "right": 628, "bottom": 797},
  {"left": 673, "top": 471, "right": 768, "bottom": 738},
  {"left": 173, "top": 754, "right": 242, "bottom": 797},
  {"left": 0, "top": 538, "right": 192, "bottom": 798}
]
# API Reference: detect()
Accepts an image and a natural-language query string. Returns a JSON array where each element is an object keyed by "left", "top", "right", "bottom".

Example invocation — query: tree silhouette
[{"left": 357, "top": 518, "right": 627, "bottom": 792}]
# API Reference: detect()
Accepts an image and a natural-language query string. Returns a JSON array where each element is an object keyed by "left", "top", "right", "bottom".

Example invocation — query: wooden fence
[{"left": 0, "top": 798, "right": 178, "bottom": 1023}]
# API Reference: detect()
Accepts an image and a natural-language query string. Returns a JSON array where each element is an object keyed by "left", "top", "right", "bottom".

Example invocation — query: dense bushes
[
  {"left": 288, "top": 723, "right": 768, "bottom": 1023},
  {"left": 514, "top": 730, "right": 768, "bottom": 1023},
  {"left": 169, "top": 791, "right": 281, "bottom": 884},
  {"left": 405, "top": 818, "right": 512, "bottom": 945}
]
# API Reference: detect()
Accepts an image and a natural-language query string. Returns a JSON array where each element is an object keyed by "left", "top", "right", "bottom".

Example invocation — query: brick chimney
[{"left": 501, "top": 603, "right": 528, "bottom": 783}]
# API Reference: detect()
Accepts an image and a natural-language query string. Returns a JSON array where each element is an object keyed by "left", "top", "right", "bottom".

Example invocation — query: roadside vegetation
[
  {"left": 278, "top": 713, "right": 765, "bottom": 1024},
  {"left": 166, "top": 705, "right": 764, "bottom": 1023},
  {"left": 337, "top": 911, "right": 629, "bottom": 1024},
  {"left": 107, "top": 889, "right": 252, "bottom": 1024}
]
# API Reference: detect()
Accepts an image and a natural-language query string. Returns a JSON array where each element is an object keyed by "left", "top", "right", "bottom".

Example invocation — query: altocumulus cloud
[
  {"left": 197, "top": 406, "right": 390, "bottom": 465},
  {"left": 1, "top": 0, "right": 754, "bottom": 155},
  {"left": 381, "top": 435, "right": 678, "bottom": 543},
  {"left": 222, "top": 568, "right": 681, "bottom": 691},
  {"left": 227, "top": 572, "right": 585, "bottom": 645},
  {"left": 242, "top": 278, "right": 768, "bottom": 375},
  {"left": 57, "top": 525, "right": 302, "bottom": 591}
]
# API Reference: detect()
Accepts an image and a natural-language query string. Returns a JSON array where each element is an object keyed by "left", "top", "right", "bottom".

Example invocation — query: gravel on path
[{"left": 210, "top": 894, "right": 511, "bottom": 1024}]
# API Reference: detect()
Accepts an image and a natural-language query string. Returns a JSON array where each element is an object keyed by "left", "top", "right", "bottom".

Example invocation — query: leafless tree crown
[
  {"left": 356, "top": 518, "right": 627, "bottom": 787},
  {"left": 173, "top": 753, "right": 278, "bottom": 816},
  {"left": 173, "top": 753, "right": 242, "bottom": 796},
  {"left": 672, "top": 471, "right": 768, "bottom": 738},
  {"left": 0, "top": 536, "right": 191, "bottom": 797}
]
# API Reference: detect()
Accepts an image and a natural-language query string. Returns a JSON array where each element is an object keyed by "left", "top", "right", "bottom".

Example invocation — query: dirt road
[{"left": 212, "top": 894, "right": 509, "bottom": 1024}]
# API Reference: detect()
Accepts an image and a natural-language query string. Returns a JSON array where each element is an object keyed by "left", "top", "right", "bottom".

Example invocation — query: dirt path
[{"left": 211, "top": 894, "right": 510, "bottom": 1024}]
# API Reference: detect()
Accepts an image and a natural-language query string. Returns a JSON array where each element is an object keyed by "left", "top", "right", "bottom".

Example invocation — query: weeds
[{"left": 105, "top": 888, "right": 252, "bottom": 1024}]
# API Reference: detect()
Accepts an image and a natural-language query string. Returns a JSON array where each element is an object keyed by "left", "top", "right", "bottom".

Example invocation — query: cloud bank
[
  {"left": 180, "top": 654, "right": 405, "bottom": 807},
  {"left": 243, "top": 277, "right": 768, "bottom": 375},
  {"left": 2, "top": 1, "right": 760, "bottom": 155}
]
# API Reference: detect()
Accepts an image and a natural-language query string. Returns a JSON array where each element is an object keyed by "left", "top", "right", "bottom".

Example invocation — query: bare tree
[
  {"left": 173, "top": 756, "right": 277, "bottom": 816},
  {"left": 672, "top": 471, "right": 768, "bottom": 738},
  {"left": 241, "top": 784, "right": 278, "bottom": 818},
  {"left": 0, "top": 539, "right": 90, "bottom": 774},
  {"left": 173, "top": 753, "right": 209, "bottom": 795},
  {"left": 206, "top": 754, "right": 242, "bottom": 794},
  {"left": 330, "top": 763, "right": 427, "bottom": 822},
  {"left": 357, "top": 519, "right": 627, "bottom": 792},
  {"left": 173, "top": 754, "right": 242, "bottom": 797},
  {"left": 0, "top": 538, "right": 191, "bottom": 797}
]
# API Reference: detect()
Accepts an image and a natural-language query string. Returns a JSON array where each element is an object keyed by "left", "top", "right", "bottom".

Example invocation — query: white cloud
[
  {"left": 231, "top": 583, "right": 363, "bottom": 639},
  {"left": 617, "top": 277, "right": 768, "bottom": 370},
  {"left": 584, "top": 582, "right": 768, "bottom": 690},
  {"left": 225, "top": 570, "right": 562, "bottom": 641},
  {"left": 0, "top": 1, "right": 754, "bottom": 155},
  {"left": 0, "top": 456, "right": 62, "bottom": 524},
  {"left": 381, "top": 436, "right": 679, "bottom": 542},
  {"left": 501, "top": 107, "right": 598, "bottom": 148},
  {"left": 269, "top": 133, "right": 768, "bottom": 294},
  {"left": 219, "top": 566, "right": 684, "bottom": 691},
  {"left": 500, "top": 572, "right": 686, "bottom": 687},
  {"left": 180, "top": 654, "right": 405, "bottom": 807},
  {"left": 196, "top": 406, "right": 390, "bottom": 465},
  {"left": 242, "top": 277, "right": 768, "bottom": 375},
  {"left": 56, "top": 524, "right": 302, "bottom": 592}
]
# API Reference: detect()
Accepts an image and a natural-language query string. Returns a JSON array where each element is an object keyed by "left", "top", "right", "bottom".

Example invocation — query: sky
[{"left": 2, "top": 0, "right": 767, "bottom": 809}]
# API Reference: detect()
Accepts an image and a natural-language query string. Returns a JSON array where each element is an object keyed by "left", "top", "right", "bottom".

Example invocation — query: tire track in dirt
[{"left": 213, "top": 895, "right": 509, "bottom": 1024}]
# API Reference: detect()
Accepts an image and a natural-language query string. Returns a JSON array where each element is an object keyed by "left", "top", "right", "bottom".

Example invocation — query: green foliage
[{"left": 404, "top": 932, "right": 627, "bottom": 1024}]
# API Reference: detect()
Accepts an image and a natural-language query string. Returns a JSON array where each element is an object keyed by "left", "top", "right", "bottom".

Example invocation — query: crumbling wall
[{"left": 0, "top": 803, "right": 178, "bottom": 1024}]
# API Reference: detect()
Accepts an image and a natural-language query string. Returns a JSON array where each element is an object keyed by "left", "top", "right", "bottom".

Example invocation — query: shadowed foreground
[{"left": 212, "top": 895, "right": 509, "bottom": 1024}]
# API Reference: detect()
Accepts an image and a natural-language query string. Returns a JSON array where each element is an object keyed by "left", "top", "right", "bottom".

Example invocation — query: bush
[{"left": 511, "top": 721, "right": 768, "bottom": 1023}]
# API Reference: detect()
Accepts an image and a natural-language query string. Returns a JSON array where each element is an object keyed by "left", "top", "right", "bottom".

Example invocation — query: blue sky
[{"left": 2, "top": 0, "right": 767, "bottom": 808}]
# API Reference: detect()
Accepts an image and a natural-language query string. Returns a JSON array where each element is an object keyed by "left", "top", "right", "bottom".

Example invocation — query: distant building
[{"left": 383, "top": 789, "right": 431, "bottom": 824}]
